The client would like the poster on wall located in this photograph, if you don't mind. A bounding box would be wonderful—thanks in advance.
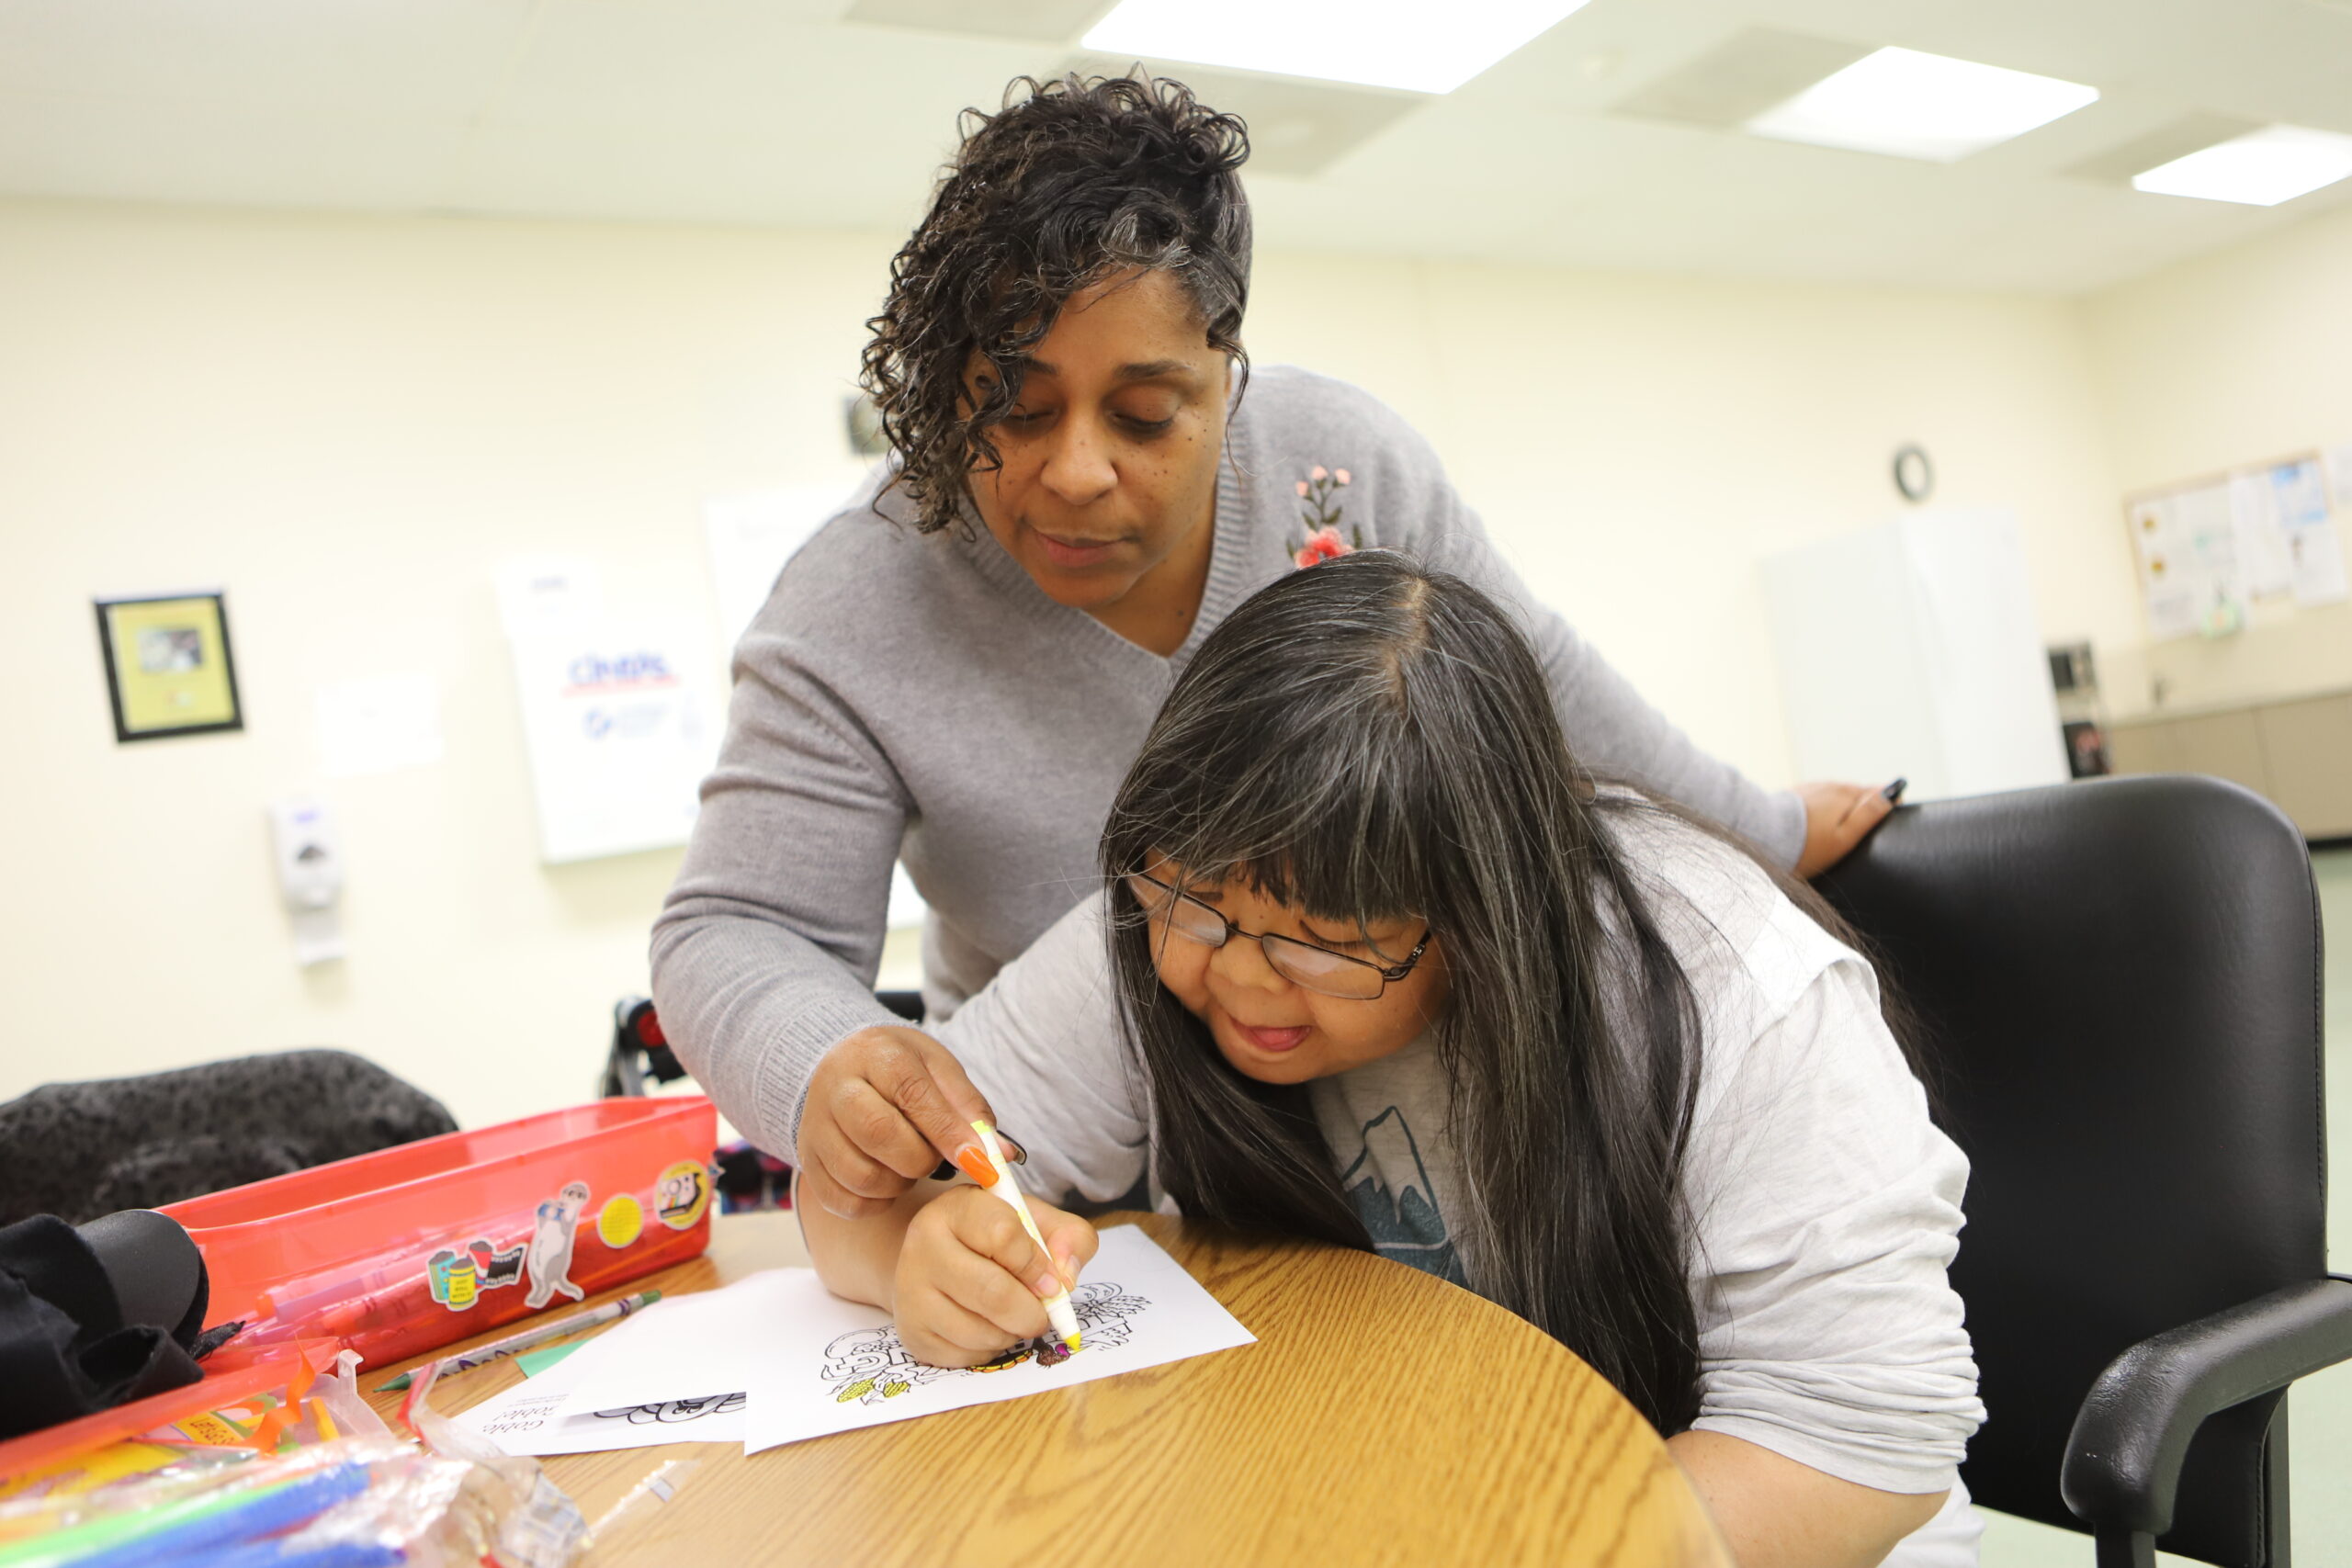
[2123,451,2352,639]
[2269,457,2348,606]
[497,560,722,864]
[94,591,244,743]
[2226,470,2294,599]
[2126,484,2244,641]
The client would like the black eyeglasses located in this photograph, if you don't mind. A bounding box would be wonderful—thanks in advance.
[1125,871,1432,1000]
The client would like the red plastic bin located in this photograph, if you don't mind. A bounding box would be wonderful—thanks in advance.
[163,1097,717,1372]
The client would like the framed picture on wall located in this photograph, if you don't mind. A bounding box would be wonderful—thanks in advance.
[94,590,244,743]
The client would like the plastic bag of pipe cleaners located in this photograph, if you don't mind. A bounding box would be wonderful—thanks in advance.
[0,1352,399,1539]
[0,1358,586,1568]
[391,1359,588,1568]
[142,1350,399,1458]
[0,1437,415,1568]
[0,1436,583,1568]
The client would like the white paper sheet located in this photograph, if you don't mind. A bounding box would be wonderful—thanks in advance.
[316,673,444,779]
[2230,470,2294,599]
[546,1269,812,1413]
[741,1224,1253,1454]
[456,1349,746,1457]
[503,615,719,863]
[2271,457,2349,606]
[548,1226,1254,1455]
[703,479,863,652]
[2287,525,2349,606]
[493,558,605,641]
[2328,444,2352,511]
[2127,495,2199,640]
[2131,484,2250,641]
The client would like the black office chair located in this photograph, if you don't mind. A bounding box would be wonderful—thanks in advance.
[1815,774,2352,1568]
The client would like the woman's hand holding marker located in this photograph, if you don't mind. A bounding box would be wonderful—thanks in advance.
[798,1025,1012,1220]
[893,1175,1098,1370]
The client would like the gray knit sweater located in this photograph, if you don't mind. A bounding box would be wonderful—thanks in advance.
[650,367,1804,1155]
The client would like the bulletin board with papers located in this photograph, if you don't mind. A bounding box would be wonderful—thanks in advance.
[2125,449,2352,642]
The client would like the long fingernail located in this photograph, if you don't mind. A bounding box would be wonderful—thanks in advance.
[953,1146,997,1187]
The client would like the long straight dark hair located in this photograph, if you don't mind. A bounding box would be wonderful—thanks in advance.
[1102,552,1835,1433]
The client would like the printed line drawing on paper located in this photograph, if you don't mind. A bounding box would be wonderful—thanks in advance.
[820,1281,1150,1405]
[594,1393,746,1425]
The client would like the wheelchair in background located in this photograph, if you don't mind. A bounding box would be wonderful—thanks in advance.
[599,991,925,1213]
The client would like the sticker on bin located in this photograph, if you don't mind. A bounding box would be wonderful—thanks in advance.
[156,1097,718,1374]
[598,1193,645,1248]
[428,1239,526,1310]
[525,1182,592,1310]
[656,1161,712,1231]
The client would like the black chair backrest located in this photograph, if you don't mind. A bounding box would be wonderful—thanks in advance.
[1815,775,2325,1568]
[0,1049,458,1227]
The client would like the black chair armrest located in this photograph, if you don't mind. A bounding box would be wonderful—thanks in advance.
[2061,1275,2352,1538]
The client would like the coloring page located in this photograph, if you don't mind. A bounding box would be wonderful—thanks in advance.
[544,1224,1253,1455]
[741,1223,1253,1453]
[815,1278,1151,1405]
[457,1351,747,1457]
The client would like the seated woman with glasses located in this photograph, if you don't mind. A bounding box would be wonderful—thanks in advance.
[795,552,1984,1568]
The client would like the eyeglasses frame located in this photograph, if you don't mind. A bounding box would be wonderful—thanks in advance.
[1126,869,1433,999]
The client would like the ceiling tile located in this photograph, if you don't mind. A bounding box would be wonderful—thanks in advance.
[4,0,2350,294]
[0,0,532,118]
[2064,112,2264,182]
[843,0,1112,42]
[1059,52,1428,178]
[1611,28,1873,130]
[0,92,470,212]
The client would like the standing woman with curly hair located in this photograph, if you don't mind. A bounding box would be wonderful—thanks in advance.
[653,73,1893,1224]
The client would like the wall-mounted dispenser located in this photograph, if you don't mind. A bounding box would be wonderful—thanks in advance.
[266,795,345,965]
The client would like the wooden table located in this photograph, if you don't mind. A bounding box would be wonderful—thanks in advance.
[367,1212,1729,1567]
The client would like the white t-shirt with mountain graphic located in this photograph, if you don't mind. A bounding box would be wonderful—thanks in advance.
[1311,1043,1468,1287]
[929,804,1985,1566]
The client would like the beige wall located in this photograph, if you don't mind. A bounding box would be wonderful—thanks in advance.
[2,201,893,1128]
[2083,202,2352,717]
[0,196,2152,1127]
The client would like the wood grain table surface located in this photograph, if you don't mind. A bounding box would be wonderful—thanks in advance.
[366,1210,1730,1568]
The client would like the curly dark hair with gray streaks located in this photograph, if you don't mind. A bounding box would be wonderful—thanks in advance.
[860,73,1253,535]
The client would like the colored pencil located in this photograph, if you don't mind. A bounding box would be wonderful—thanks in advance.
[372,1289,662,1392]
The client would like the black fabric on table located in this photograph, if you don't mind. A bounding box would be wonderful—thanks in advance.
[0,1215,203,1439]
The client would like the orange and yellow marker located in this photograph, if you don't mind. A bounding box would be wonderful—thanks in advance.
[961,1121,1082,1355]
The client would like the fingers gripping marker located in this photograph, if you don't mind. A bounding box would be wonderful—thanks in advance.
[971,1121,1082,1354]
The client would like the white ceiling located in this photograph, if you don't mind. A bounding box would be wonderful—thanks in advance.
[4,0,2350,293]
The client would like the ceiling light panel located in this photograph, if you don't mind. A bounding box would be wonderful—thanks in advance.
[2132,126,2352,207]
[1081,0,1592,95]
[1744,46,2098,164]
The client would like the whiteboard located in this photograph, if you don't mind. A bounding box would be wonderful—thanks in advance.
[1762,508,2067,802]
